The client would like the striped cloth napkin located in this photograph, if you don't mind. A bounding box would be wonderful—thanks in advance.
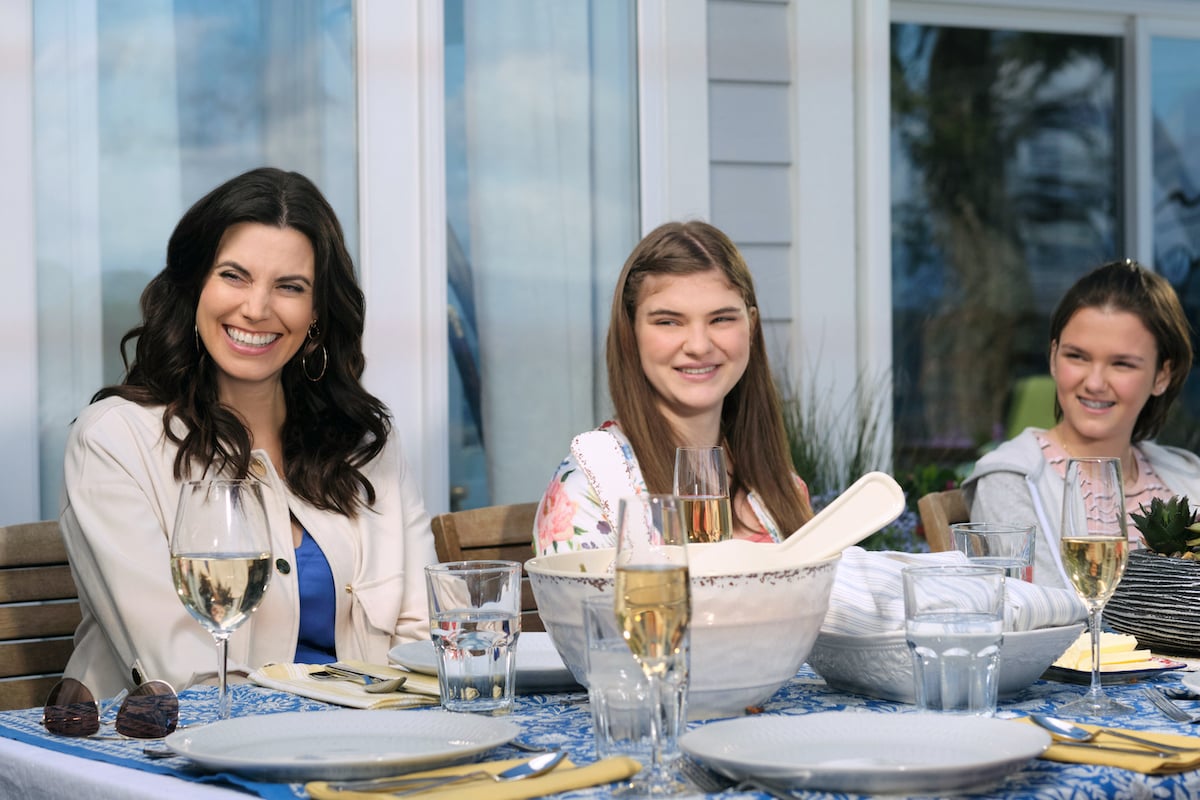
[249,661,440,709]
[821,547,1087,635]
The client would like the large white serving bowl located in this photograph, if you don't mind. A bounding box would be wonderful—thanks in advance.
[525,546,840,719]
[806,622,1084,702]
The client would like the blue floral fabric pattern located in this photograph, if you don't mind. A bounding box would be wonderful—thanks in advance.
[1,669,1199,798]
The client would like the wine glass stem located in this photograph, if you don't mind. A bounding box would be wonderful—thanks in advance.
[1087,606,1105,701]
[647,673,663,772]
[215,634,231,720]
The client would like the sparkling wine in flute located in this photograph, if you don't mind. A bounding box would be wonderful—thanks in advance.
[614,564,690,676]
[1055,456,1132,717]
[1060,536,1128,608]
[171,553,271,634]
[680,495,733,544]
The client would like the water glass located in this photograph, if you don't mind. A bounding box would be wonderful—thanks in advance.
[951,522,1037,582]
[673,446,732,543]
[903,564,1005,716]
[425,560,522,714]
[583,594,687,762]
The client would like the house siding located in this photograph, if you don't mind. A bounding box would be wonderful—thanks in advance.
[707,0,794,364]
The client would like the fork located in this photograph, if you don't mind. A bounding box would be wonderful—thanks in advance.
[677,758,735,793]
[676,758,795,798]
[1143,687,1200,724]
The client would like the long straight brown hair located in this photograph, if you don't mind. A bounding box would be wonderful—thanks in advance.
[606,221,812,534]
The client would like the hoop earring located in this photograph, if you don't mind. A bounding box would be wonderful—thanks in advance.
[194,325,201,354]
[302,344,328,382]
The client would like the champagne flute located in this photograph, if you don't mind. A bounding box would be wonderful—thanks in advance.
[673,446,732,543]
[1057,457,1132,717]
[614,494,690,795]
[170,480,273,721]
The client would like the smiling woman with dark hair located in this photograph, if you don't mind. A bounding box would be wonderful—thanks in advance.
[964,259,1200,589]
[60,167,437,697]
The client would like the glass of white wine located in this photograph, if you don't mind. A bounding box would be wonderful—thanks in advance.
[1057,457,1132,717]
[673,446,732,543]
[614,494,690,795]
[170,479,273,721]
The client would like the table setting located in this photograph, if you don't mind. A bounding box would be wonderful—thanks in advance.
[5,463,1200,799]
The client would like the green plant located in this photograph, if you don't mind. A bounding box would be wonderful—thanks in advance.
[780,368,890,499]
[1130,496,1200,559]
[779,367,933,552]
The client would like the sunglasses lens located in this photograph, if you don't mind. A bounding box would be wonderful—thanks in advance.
[115,680,180,739]
[43,678,100,737]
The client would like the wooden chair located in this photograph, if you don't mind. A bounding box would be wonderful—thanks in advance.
[917,488,969,553]
[430,502,544,632]
[0,521,80,710]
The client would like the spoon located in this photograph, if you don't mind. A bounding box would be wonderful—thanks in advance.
[363,676,408,694]
[1029,713,1197,755]
[325,750,568,794]
[687,471,906,575]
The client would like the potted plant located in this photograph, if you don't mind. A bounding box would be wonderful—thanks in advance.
[1105,496,1200,656]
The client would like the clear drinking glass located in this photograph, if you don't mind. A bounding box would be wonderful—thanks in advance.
[1057,457,1132,717]
[951,522,1037,582]
[673,446,732,543]
[425,560,522,714]
[614,494,690,795]
[170,480,273,721]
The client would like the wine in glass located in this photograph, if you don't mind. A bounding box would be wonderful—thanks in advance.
[673,446,732,543]
[614,494,690,795]
[170,479,273,721]
[1057,457,1132,717]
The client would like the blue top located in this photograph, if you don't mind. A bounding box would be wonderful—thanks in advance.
[294,529,336,664]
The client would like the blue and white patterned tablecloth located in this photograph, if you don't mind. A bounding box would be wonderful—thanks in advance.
[1,667,1199,799]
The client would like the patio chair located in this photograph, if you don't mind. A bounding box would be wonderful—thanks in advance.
[430,502,544,632]
[916,488,968,553]
[0,521,80,710]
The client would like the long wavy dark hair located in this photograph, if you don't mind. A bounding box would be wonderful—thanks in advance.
[1049,258,1193,443]
[606,221,812,534]
[95,167,390,516]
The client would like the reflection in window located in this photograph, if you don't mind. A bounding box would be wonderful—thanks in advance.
[34,0,355,517]
[1152,36,1200,450]
[890,24,1120,467]
[444,1,638,511]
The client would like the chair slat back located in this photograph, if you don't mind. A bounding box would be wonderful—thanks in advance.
[917,488,969,553]
[430,503,543,632]
[0,521,79,711]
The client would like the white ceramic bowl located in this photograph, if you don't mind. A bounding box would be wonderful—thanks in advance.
[806,622,1085,702]
[525,546,840,719]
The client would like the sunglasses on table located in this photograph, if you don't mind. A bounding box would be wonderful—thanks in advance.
[42,677,179,739]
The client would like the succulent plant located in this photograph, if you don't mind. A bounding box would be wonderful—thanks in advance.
[1130,495,1200,559]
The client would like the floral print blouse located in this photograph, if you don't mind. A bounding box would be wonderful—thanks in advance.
[533,421,808,556]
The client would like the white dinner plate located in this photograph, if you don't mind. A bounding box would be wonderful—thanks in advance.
[680,712,1049,795]
[1180,672,1200,694]
[388,631,581,693]
[165,709,519,781]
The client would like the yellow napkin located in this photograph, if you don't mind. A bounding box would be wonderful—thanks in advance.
[304,755,641,800]
[1018,718,1200,774]
[249,661,440,710]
